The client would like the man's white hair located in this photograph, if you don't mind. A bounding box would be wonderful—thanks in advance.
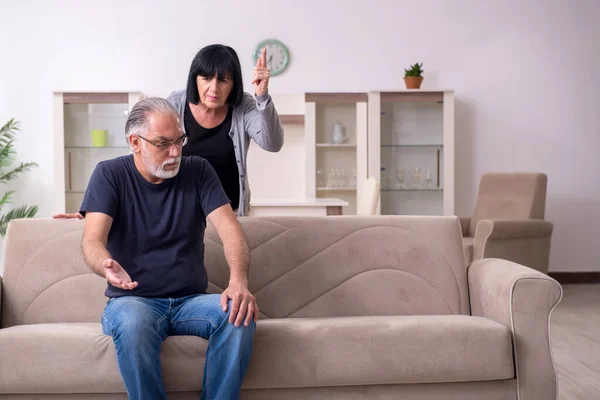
[125,97,180,140]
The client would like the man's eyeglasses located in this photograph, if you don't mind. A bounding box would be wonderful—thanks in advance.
[136,134,188,150]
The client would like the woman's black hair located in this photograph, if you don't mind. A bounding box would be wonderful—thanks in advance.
[186,44,244,107]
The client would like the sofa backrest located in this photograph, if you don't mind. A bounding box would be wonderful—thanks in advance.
[1,216,469,327]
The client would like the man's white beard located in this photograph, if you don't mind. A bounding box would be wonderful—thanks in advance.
[141,145,181,179]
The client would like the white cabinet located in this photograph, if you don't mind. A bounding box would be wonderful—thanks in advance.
[367,90,455,216]
[52,92,143,214]
[304,93,368,215]
[50,90,455,217]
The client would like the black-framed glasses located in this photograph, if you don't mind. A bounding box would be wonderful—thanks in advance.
[136,134,188,150]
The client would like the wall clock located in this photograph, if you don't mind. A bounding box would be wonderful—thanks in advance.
[253,39,290,77]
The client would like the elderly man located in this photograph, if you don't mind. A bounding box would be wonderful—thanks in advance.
[80,97,257,400]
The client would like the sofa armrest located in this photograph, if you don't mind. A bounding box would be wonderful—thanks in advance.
[458,217,470,237]
[468,258,562,400]
[475,219,553,240]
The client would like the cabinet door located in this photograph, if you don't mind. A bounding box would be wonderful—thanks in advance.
[306,93,368,215]
[368,91,454,216]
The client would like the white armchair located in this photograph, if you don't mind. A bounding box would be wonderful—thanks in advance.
[357,177,381,216]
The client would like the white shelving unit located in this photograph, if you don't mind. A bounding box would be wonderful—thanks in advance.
[367,90,455,216]
[246,93,350,216]
[50,90,454,217]
[304,93,368,215]
[53,91,144,214]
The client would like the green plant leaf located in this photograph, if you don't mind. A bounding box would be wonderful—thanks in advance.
[0,119,19,148]
[0,141,16,168]
[404,62,424,77]
[0,204,38,236]
[0,191,14,213]
[0,162,38,184]
[0,119,39,236]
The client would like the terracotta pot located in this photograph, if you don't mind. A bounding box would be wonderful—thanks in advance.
[404,76,423,89]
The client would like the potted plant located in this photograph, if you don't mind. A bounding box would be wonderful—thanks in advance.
[0,118,39,236]
[404,62,424,89]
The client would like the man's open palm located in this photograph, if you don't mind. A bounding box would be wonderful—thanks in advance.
[103,259,138,290]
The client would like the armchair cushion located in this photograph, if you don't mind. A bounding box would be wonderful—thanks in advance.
[462,220,552,266]
[468,258,562,400]
[474,219,553,240]
[471,219,553,273]
[468,173,547,236]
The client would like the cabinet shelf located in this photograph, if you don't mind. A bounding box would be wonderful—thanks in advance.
[381,144,443,148]
[65,146,129,149]
[317,187,357,191]
[382,188,443,192]
[316,143,356,148]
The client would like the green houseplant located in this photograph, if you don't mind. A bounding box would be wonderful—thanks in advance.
[404,62,424,89]
[0,119,39,236]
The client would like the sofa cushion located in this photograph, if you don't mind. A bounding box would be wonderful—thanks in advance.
[0,323,206,393]
[244,315,514,388]
[0,315,513,392]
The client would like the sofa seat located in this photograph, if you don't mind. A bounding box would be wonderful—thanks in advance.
[0,315,514,393]
[245,315,514,388]
[0,323,207,393]
[0,315,515,393]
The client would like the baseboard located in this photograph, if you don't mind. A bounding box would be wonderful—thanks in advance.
[548,272,600,284]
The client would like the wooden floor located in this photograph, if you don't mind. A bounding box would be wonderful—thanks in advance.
[551,284,600,400]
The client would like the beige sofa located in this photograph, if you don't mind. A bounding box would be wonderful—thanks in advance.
[0,216,562,399]
[461,172,553,273]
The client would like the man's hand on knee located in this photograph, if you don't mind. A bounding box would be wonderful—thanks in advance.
[220,281,259,327]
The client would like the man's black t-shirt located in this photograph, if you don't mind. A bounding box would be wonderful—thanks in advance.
[80,155,230,299]
[183,102,240,210]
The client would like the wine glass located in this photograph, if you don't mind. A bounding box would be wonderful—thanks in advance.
[339,168,348,187]
[395,167,405,189]
[316,169,325,187]
[425,170,433,188]
[412,167,422,189]
[327,168,336,188]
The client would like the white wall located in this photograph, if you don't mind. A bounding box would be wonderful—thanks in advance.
[1,0,599,272]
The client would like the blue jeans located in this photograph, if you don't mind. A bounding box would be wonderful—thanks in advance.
[101,294,256,400]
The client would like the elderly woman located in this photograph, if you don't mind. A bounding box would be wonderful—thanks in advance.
[54,44,284,219]
[168,44,283,216]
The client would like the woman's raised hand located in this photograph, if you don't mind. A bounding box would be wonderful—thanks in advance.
[252,48,271,97]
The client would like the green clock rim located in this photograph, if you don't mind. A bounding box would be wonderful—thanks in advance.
[253,39,290,77]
